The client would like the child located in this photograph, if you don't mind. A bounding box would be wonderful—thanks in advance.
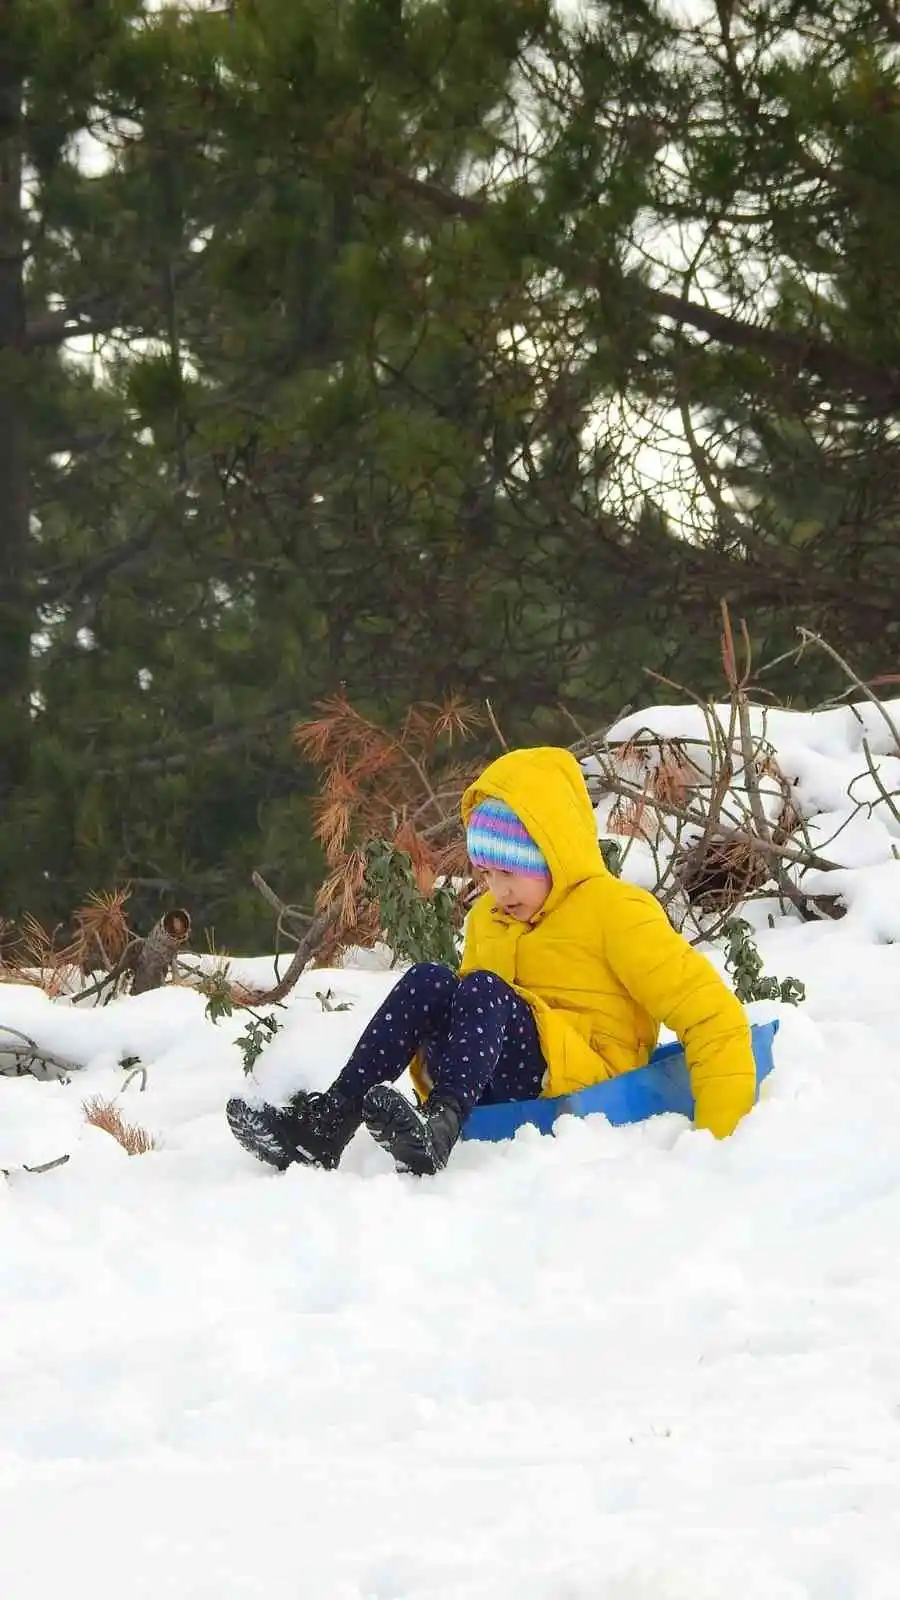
[227,746,756,1176]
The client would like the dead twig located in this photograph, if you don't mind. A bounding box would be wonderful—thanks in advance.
[249,907,340,1005]
[250,871,313,936]
[484,699,509,751]
[860,739,900,833]
[596,768,840,874]
[2,1154,71,1179]
[0,1024,46,1053]
[723,603,824,922]
[251,869,314,987]
[561,703,634,758]
[70,941,141,1005]
[119,1065,149,1094]
[0,1025,80,1079]
[798,627,900,753]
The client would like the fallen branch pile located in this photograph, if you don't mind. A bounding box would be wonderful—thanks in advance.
[578,607,900,937]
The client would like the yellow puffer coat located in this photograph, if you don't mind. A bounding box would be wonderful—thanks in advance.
[442,746,755,1138]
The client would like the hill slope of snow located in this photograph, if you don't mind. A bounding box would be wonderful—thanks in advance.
[3,704,900,1598]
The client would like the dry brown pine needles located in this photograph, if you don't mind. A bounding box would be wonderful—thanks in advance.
[82,1097,157,1156]
[292,694,482,958]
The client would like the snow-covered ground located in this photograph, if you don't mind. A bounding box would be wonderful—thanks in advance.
[4,704,900,1598]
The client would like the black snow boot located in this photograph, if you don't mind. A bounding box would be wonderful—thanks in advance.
[362,1084,463,1176]
[226,1086,363,1172]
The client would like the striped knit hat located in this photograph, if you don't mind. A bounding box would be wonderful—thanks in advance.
[466,798,550,879]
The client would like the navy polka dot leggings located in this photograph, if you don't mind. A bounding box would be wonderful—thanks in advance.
[331,962,547,1118]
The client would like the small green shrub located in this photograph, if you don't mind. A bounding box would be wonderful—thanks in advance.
[723,918,805,1006]
[200,965,283,1075]
[201,967,235,1021]
[364,839,461,968]
[235,1013,282,1076]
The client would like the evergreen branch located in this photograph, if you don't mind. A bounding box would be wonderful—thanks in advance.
[21,255,209,353]
[36,507,163,608]
[90,704,300,778]
[22,293,120,351]
[351,156,900,410]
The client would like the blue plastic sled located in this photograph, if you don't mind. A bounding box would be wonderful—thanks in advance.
[461,1019,779,1144]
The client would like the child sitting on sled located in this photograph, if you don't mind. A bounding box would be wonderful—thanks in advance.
[227,746,756,1176]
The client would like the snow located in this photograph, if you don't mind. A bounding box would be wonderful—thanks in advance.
[5,703,900,1596]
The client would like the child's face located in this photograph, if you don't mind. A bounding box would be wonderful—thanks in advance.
[481,867,550,922]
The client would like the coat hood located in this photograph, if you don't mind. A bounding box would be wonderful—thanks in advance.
[461,746,607,912]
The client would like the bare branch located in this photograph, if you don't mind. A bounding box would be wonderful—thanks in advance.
[250,908,340,1005]
[797,628,900,753]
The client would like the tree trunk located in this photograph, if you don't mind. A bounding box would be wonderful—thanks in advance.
[0,15,30,800]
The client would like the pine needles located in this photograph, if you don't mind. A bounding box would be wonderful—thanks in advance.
[293,694,483,959]
[0,891,136,996]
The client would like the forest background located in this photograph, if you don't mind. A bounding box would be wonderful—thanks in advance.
[3,0,898,947]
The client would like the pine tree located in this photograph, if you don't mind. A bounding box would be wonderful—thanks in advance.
[19,0,898,945]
